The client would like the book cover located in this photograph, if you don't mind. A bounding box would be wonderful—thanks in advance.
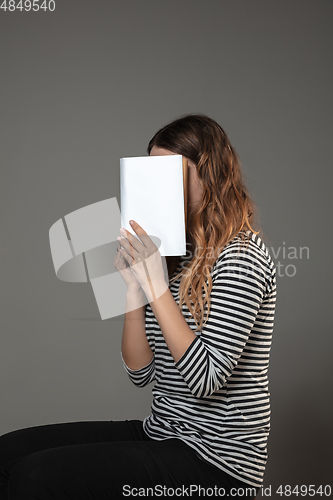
[120,154,188,256]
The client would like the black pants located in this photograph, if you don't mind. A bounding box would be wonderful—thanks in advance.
[0,420,258,499]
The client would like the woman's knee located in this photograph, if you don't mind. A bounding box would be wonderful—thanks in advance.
[0,429,22,464]
[0,426,42,469]
[7,449,63,500]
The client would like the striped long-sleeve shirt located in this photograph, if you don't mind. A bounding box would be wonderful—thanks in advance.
[121,230,277,488]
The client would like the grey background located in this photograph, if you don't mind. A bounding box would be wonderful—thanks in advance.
[1,0,332,496]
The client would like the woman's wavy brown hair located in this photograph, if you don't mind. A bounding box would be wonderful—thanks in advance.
[147,114,260,332]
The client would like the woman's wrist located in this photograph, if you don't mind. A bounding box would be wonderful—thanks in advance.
[125,287,147,313]
[142,279,169,304]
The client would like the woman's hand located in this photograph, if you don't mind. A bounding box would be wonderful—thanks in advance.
[116,220,169,303]
[113,240,142,293]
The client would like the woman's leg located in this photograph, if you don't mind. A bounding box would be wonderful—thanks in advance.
[0,421,258,499]
[0,420,147,499]
[5,435,257,499]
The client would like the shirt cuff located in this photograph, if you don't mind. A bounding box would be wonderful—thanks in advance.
[174,335,204,376]
[120,351,154,376]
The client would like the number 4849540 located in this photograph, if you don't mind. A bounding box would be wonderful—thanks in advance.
[0,0,55,11]
[276,485,331,496]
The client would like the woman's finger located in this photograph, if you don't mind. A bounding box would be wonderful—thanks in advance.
[129,220,157,251]
[118,245,134,265]
[114,242,127,270]
[117,235,139,262]
[119,228,143,253]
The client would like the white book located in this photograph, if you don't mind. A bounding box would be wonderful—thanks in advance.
[120,155,188,256]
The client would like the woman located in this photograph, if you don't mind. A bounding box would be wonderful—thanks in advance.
[0,114,276,499]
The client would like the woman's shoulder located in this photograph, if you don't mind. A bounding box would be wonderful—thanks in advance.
[212,230,277,289]
[219,230,274,262]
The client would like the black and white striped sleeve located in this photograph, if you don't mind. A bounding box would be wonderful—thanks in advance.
[174,242,272,398]
[120,352,156,387]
